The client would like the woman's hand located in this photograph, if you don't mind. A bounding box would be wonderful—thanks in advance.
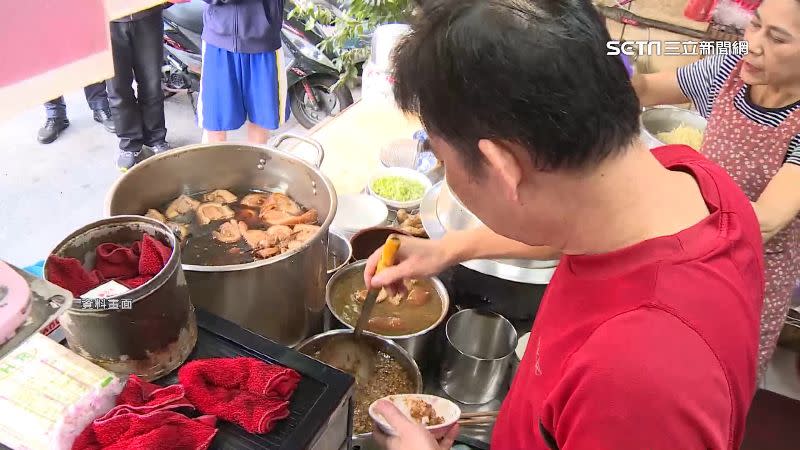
[372,400,460,450]
[364,235,456,294]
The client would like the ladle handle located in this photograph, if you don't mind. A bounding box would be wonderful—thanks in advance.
[376,234,401,274]
[354,235,401,337]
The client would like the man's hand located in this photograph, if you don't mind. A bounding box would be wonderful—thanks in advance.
[372,400,460,450]
[364,235,455,295]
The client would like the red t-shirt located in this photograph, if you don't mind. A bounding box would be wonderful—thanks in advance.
[491,146,764,450]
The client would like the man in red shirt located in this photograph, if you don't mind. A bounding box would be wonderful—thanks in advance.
[363,0,764,449]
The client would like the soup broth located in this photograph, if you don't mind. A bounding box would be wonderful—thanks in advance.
[330,269,443,336]
[146,188,321,266]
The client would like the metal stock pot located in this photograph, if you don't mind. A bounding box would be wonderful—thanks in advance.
[104,134,337,347]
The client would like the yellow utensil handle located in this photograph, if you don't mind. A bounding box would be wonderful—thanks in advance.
[376,235,401,274]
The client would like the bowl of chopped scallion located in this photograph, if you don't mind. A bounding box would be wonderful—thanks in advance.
[367,168,433,210]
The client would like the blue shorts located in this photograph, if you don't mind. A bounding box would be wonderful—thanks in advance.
[198,42,289,131]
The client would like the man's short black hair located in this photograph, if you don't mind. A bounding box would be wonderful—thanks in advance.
[392,0,641,172]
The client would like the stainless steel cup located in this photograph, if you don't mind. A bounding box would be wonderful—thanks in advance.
[439,309,518,404]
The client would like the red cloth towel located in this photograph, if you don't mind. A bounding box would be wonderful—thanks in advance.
[72,375,217,450]
[44,255,104,298]
[46,234,172,296]
[72,410,218,450]
[178,357,301,434]
[104,374,195,419]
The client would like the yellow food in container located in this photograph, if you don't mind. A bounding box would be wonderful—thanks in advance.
[656,123,704,150]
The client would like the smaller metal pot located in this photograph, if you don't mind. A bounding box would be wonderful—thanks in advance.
[325,260,450,367]
[45,216,197,381]
[440,309,517,404]
[295,329,423,444]
[327,231,353,279]
[640,105,707,149]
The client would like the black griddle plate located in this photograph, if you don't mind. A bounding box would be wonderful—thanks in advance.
[0,309,354,450]
[158,309,355,449]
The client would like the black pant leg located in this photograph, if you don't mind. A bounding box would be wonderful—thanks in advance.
[83,81,109,111]
[44,97,67,119]
[108,21,145,152]
[131,11,167,146]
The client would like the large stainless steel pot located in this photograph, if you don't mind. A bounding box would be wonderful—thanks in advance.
[325,260,450,367]
[640,105,707,149]
[421,181,558,284]
[295,329,423,447]
[104,134,336,347]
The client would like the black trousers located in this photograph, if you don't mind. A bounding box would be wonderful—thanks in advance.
[107,11,167,152]
[44,82,109,119]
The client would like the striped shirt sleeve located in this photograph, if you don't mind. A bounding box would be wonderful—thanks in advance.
[786,134,800,166]
[676,54,742,118]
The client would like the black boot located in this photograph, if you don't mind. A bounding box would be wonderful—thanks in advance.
[93,108,116,134]
[37,118,70,144]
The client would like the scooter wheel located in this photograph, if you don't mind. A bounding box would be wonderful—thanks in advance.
[290,75,354,129]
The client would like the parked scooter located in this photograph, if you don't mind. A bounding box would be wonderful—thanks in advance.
[162,1,354,129]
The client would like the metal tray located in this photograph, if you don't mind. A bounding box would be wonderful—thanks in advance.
[0,262,71,359]
[157,309,355,450]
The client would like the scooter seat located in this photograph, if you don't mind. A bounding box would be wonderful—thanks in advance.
[164,2,204,35]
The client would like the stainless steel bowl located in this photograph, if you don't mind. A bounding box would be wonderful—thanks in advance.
[327,231,353,278]
[295,329,423,443]
[325,260,450,366]
[640,106,707,149]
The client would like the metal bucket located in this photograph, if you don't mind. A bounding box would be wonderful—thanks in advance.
[439,309,517,404]
[104,135,336,347]
[44,216,197,381]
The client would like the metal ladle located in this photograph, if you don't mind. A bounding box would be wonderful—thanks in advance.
[318,235,401,385]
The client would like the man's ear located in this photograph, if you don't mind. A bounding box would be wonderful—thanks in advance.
[477,138,523,202]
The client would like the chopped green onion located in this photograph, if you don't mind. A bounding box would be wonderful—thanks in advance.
[371,176,426,202]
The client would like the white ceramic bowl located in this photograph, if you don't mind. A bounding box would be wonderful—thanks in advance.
[369,394,461,439]
[330,194,389,240]
[367,167,433,210]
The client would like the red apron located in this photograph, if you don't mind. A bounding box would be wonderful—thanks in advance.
[702,60,800,378]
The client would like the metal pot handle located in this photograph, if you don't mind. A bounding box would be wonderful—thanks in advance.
[270,133,325,168]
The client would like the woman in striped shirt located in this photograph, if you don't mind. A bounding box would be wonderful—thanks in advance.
[633,0,800,380]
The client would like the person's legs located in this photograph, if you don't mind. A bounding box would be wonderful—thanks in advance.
[197,41,246,142]
[44,97,67,120]
[245,122,269,144]
[83,81,115,133]
[241,49,286,144]
[130,11,168,150]
[39,97,70,144]
[204,130,228,143]
[108,20,145,170]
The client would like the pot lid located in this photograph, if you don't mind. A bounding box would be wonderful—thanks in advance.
[420,183,556,285]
